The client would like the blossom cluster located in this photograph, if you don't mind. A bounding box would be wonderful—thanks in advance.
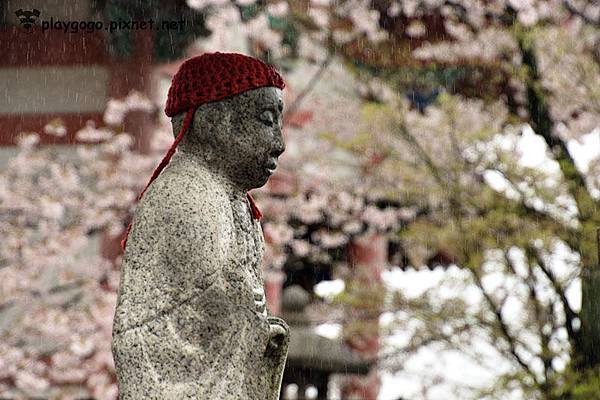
[0,96,167,399]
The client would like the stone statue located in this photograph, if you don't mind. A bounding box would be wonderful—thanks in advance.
[112,53,289,399]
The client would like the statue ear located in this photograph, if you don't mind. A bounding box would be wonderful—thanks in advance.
[173,101,234,151]
[204,102,233,143]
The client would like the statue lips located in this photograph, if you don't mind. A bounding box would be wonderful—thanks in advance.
[265,158,277,176]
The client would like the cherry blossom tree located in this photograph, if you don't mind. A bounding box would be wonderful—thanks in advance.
[182,0,600,397]
[0,92,168,399]
[290,1,599,398]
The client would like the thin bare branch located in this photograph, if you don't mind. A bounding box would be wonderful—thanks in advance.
[285,52,333,118]
[528,245,581,349]
[469,267,541,386]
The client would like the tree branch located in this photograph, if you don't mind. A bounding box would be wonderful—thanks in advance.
[516,26,600,268]
[479,168,580,251]
[393,122,447,188]
[469,266,541,386]
[528,245,582,350]
[520,253,555,392]
[285,52,333,118]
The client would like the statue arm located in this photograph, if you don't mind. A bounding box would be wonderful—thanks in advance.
[156,187,287,399]
[154,193,262,395]
[160,190,229,291]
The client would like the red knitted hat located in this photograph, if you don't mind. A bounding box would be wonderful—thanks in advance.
[121,52,285,251]
[165,52,285,117]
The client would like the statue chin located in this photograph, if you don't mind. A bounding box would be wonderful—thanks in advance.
[250,170,273,189]
[262,170,274,185]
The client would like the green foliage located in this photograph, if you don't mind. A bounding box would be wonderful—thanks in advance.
[153,6,211,62]
[554,366,600,400]
[348,62,467,94]
[104,0,133,59]
[238,3,260,22]
[238,2,300,67]
[336,278,386,341]
[103,0,211,62]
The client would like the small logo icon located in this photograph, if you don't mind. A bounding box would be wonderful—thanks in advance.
[15,9,40,31]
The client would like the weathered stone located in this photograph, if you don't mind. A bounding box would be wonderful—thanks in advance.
[112,86,289,399]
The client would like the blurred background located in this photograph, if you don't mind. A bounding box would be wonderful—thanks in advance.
[1,0,599,399]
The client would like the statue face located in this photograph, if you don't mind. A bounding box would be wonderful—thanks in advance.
[176,86,285,191]
[218,86,285,190]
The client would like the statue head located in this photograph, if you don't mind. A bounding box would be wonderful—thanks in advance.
[120,52,284,250]
[165,52,286,191]
[172,86,284,190]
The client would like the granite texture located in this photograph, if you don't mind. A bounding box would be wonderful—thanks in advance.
[112,87,289,399]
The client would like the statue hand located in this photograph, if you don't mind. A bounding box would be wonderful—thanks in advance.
[264,316,289,358]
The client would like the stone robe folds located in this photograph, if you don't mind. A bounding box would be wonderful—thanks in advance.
[112,153,289,399]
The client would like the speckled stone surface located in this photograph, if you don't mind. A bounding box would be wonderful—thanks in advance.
[112,87,289,399]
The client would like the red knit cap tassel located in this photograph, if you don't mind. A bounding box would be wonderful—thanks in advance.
[120,108,196,251]
[247,192,263,220]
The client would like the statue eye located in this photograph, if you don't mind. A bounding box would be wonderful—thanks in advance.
[258,110,275,126]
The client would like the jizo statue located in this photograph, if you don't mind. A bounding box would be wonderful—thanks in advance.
[112,53,289,399]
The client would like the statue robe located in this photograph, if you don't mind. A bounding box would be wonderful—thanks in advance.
[112,153,288,399]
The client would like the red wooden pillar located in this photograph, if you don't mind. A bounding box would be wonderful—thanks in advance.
[263,168,295,314]
[341,232,386,400]
[264,269,285,316]
[108,29,156,154]
[108,30,155,98]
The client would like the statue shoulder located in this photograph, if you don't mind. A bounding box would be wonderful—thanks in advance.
[141,168,233,263]
[143,165,229,218]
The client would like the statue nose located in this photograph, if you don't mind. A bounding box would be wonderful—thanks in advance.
[270,131,285,157]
